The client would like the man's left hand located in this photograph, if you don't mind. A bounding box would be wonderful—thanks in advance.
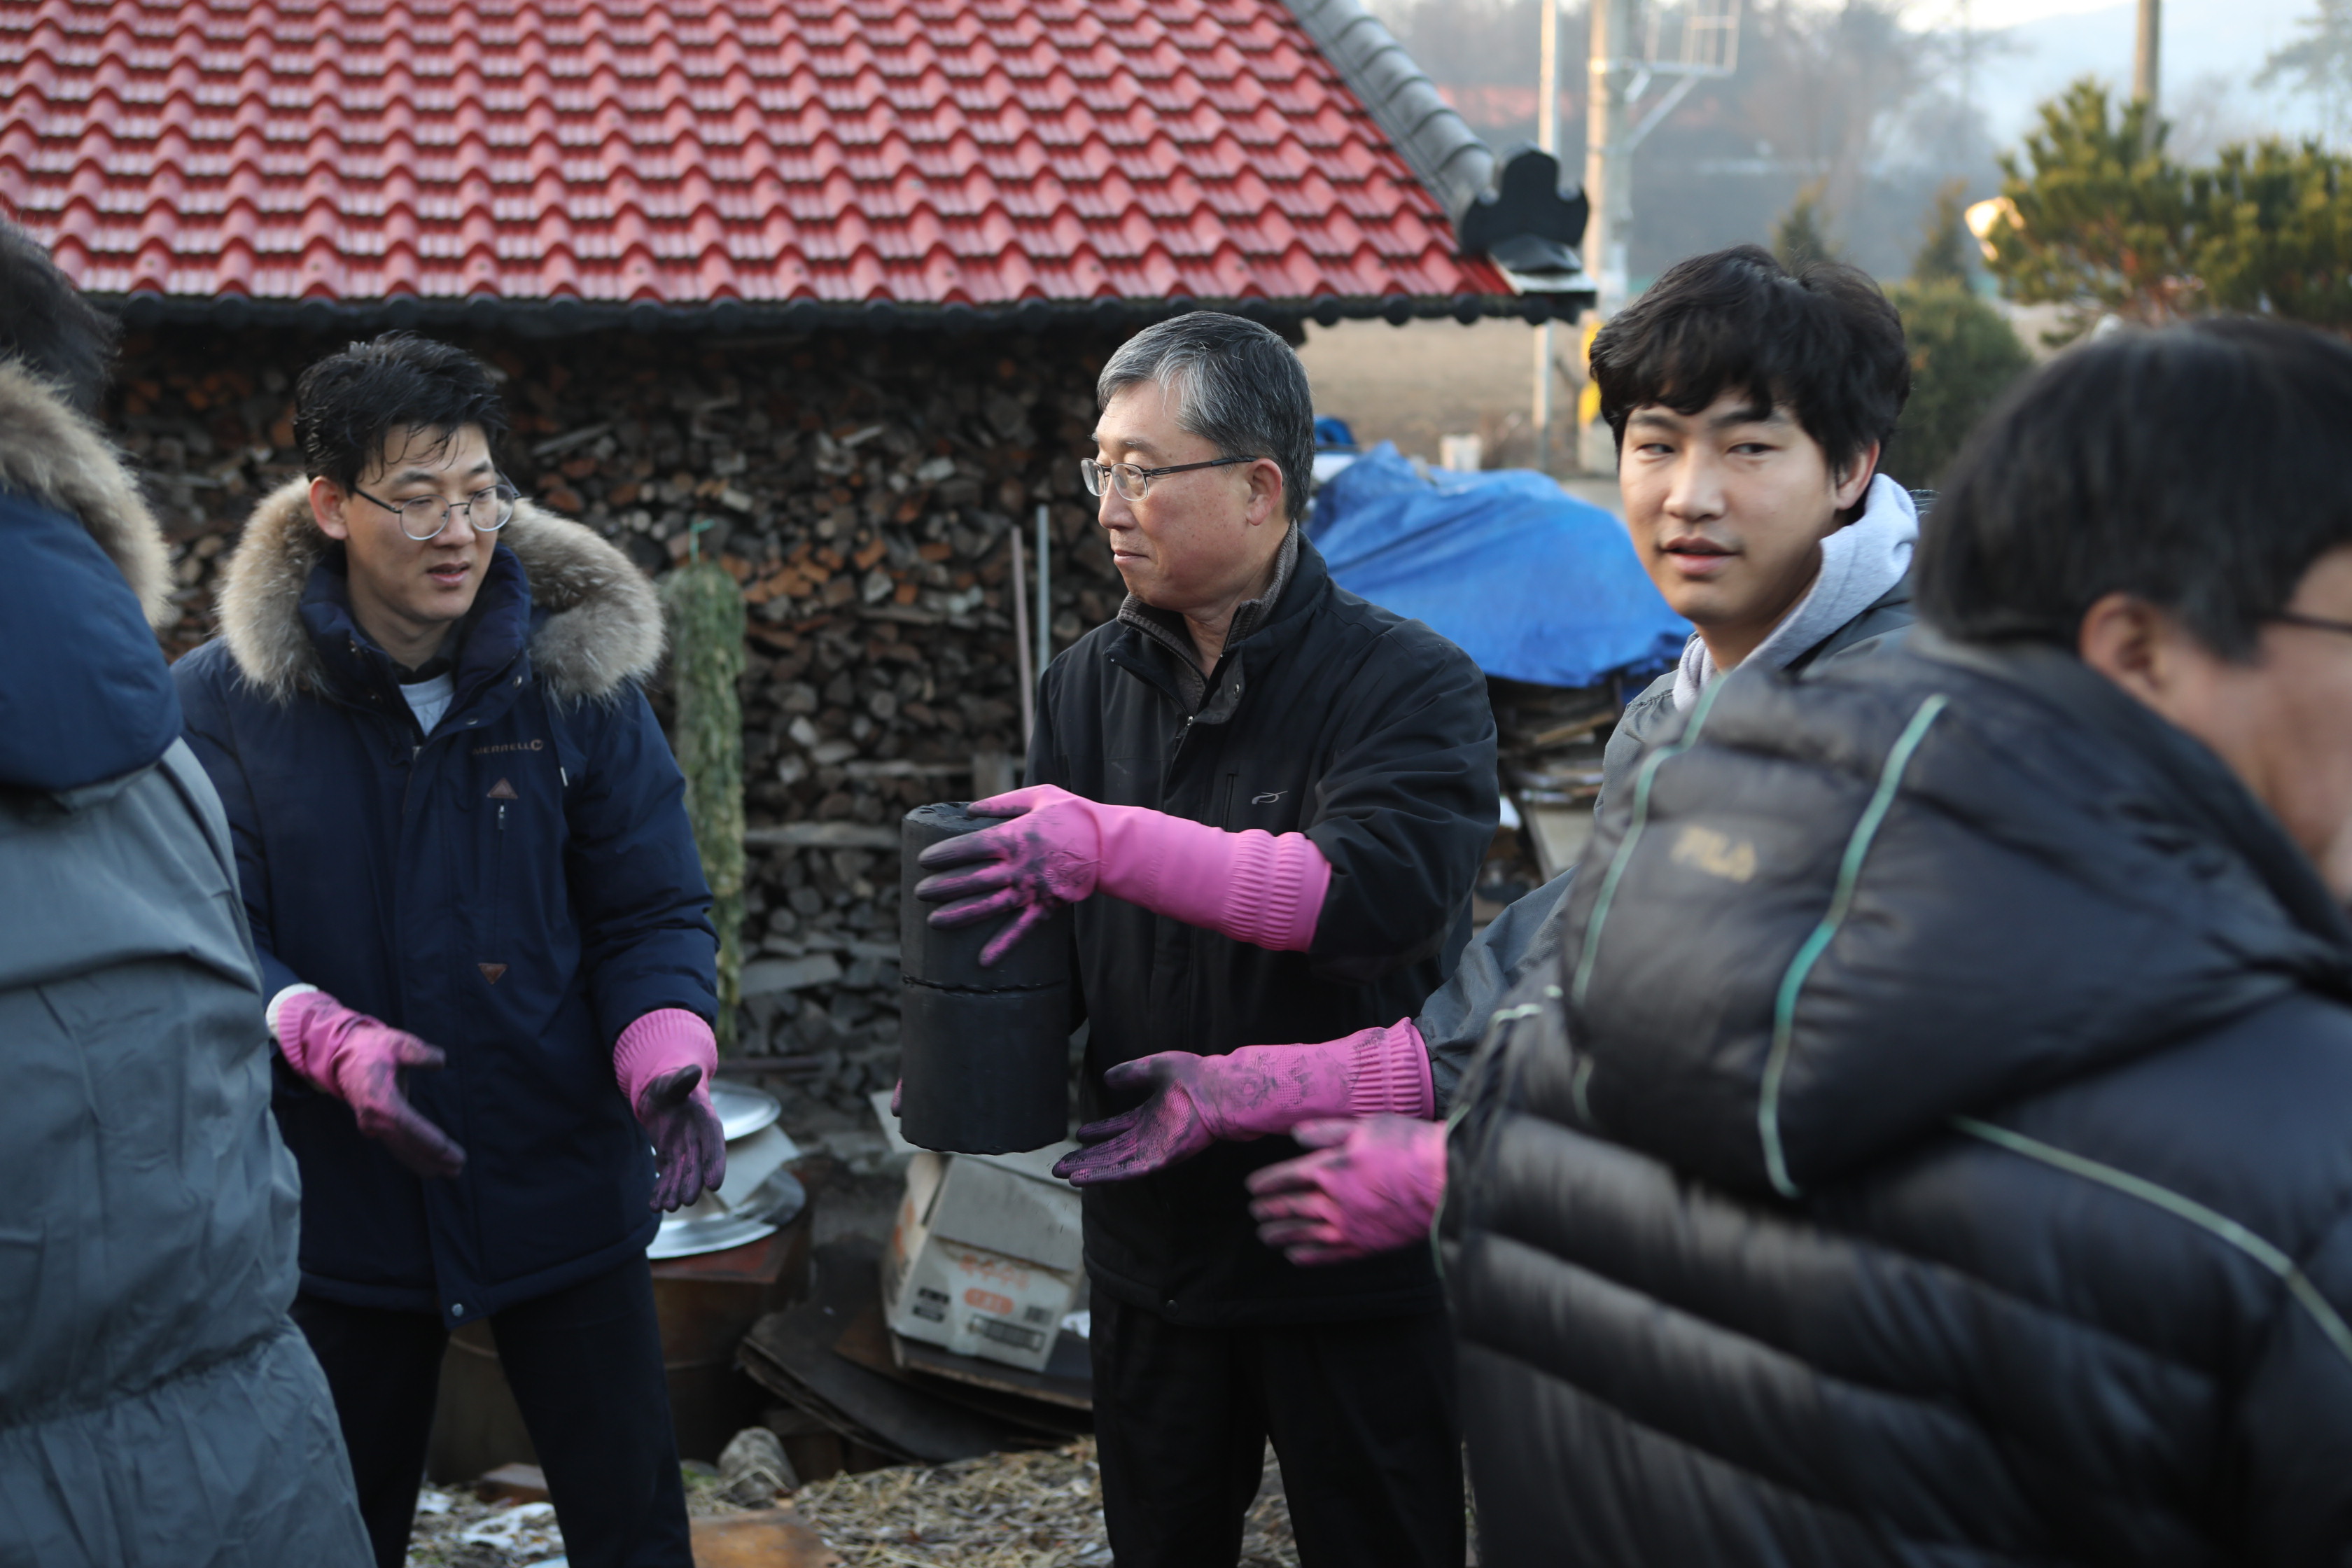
[1052,1052,1219,1184]
[635,1063,727,1212]
[913,785,1107,965]
[1246,1116,1448,1265]
[614,1009,728,1212]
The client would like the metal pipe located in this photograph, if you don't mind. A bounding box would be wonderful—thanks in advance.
[1009,526,1035,750]
[1584,0,1634,314]
[1035,503,1052,680]
[1534,0,1558,475]
[2134,0,2160,112]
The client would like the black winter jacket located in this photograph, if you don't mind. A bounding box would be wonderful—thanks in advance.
[1444,631,2352,1566]
[1032,534,1497,1324]
[175,481,716,1326]
[1418,574,1913,1110]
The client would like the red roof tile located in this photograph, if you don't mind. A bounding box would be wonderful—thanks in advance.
[0,0,1514,314]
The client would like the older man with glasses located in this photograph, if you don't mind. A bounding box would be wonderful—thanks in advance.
[913,311,1497,1567]
[174,332,720,1568]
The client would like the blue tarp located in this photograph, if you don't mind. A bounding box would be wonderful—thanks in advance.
[1307,442,1689,690]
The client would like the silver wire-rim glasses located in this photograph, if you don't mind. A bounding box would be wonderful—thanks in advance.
[1079,454,1265,502]
[351,480,522,541]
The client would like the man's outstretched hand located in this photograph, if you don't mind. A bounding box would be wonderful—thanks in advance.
[613,1008,727,1212]
[634,1063,727,1212]
[1052,1026,1434,1186]
[276,990,467,1180]
[913,785,1106,966]
[1246,1115,1448,1266]
[1052,1053,1220,1184]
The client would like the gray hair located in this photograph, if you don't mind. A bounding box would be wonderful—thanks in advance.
[1098,312,1315,524]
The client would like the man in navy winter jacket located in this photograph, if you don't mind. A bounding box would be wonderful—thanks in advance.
[174,334,722,1568]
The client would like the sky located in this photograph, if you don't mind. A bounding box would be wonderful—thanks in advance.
[1931,0,2325,146]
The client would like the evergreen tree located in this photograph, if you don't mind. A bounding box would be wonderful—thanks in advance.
[1883,283,2033,489]
[1884,186,2033,489]
[661,544,747,1051]
[1978,78,2198,339]
[1912,179,1975,286]
[1772,183,1840,270]
[1980,78,2352,340]
[2194,139,2352,332]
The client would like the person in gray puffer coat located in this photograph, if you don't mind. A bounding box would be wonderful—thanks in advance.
[1447,318,2352,1563]
[0,223,370,1567]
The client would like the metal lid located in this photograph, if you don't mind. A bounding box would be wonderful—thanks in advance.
[710,1079,780,1143]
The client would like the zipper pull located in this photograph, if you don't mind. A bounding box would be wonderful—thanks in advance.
[497,803,507,830]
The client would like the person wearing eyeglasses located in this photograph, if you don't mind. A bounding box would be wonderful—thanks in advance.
[911,311,1497,1568]
[172,332,719,1568]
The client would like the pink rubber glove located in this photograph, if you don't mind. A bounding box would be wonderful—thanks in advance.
[1051,1019,1432,1184]
[914,784,1333,966]
[1247,1116,1448,1265]
[614,1009,727,1212]
[275,990,466,1180]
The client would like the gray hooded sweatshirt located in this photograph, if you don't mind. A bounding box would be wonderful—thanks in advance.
[1418,477,1921,1108]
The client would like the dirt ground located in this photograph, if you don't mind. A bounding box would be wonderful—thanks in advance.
[1297,316,1596,477]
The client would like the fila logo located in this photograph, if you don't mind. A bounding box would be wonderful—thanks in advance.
[1671,824,1757,883]
[486,778,519,800]
[1251,790,1285,805]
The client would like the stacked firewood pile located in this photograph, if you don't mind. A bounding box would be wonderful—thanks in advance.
[113,324,1133,1112]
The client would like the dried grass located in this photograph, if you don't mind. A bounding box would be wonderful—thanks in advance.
[789,1437,1298,1568]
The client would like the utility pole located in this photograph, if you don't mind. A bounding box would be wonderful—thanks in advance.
[2134,0,2160,112]
[1532,0,1559,475]
[1584,0,1634,314]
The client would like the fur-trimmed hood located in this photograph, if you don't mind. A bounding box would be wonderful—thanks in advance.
[0,358,173,629]
[217,478,665,704]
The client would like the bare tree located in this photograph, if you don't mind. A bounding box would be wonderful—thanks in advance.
[2258,0,2352,145]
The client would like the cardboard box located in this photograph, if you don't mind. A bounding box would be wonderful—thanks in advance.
[872,1092,1082,1372]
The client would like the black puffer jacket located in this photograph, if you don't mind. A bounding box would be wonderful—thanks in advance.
[1420,573,1914,1110]
[1443,631,2352,1566]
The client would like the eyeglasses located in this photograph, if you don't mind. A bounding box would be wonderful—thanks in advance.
[1080,454,1266,503]
[2273,612,2352,638]
[351,481,521,542]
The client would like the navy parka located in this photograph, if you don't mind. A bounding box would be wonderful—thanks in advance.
[174,483,715,1326]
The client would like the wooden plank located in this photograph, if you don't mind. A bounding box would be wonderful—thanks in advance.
[713,1055,825,1077]
[1526,804,1596,882]
[744,822,899,850]
[689,1510,838,1568]
[741,1306,1020,1464]
[827,1306,1089,1437]
[736,1239,1038,1465]
[890,1326,1093,1414]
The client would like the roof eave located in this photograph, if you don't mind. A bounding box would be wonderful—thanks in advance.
[108,288,1595,336]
